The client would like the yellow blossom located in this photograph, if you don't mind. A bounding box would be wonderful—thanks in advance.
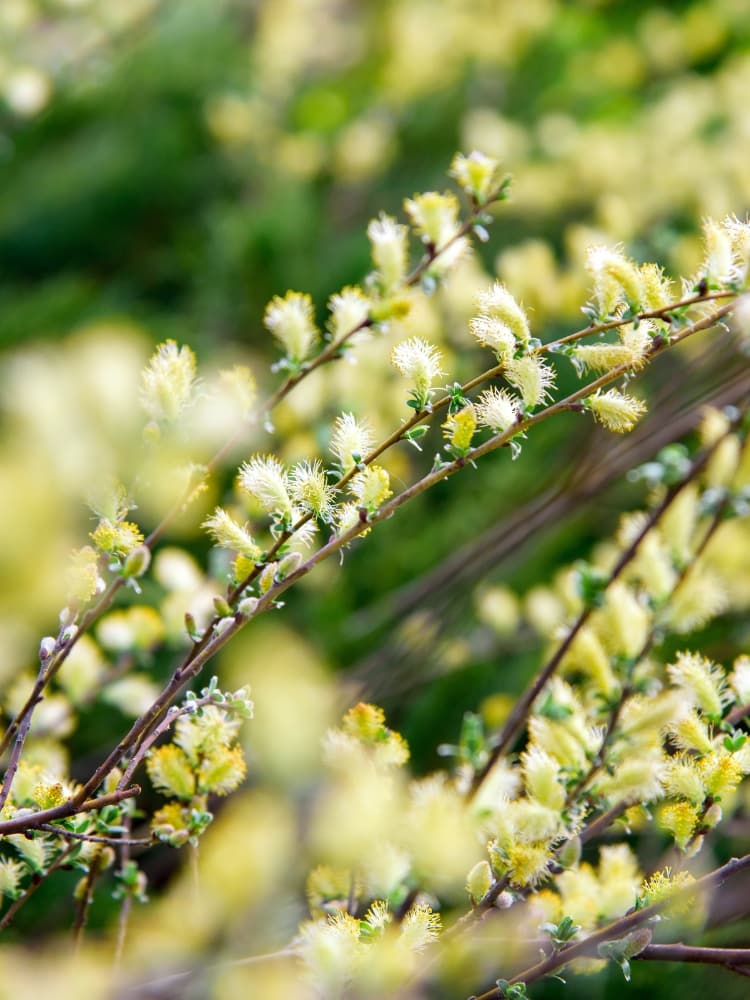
[140,340,197,424]
[667,651,727,719]
[586,245,643,316]
[399,903,441,951]
[368,213,408,291]
[662,757,705,805]
[471,282,531,356]
[238,454,293,518]
[639,263,674,312]
[327,286,371,340]
[663,565,728,634]
[404,190,460,248]
[505,355,555,409]
[502,841,552,888]
[349,465,393,511]
[203,507,262,560]
[197,745,247,796]
[699,752,743,799]
[449,150,501,203]
[475,386,519,433]
[146,744,196,800]
[391,337,445,401]
[668,710,714,754]
[640,868,697,914]
[291,460,335,519]
[65,546,103,605]
[442,405,476,452]
[0,860,25,899]
[329,412,376,473]
[587,389,647,433]
[521,746,565,810]
[658,800,699,850]
[264,290,319,363]
[701,218,734,286]
[573,323,651,374]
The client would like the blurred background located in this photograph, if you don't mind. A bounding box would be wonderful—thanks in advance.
[1,1,750,997]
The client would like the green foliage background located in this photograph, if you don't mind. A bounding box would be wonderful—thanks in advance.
[1,0,749,996]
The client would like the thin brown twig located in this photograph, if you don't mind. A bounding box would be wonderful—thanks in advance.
[38,823,152,847]
[635,942,750,971]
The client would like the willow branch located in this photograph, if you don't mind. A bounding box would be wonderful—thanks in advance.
[0,185,514,762]
[470,406,734,797]
[118,691,217,791]
[0,785,140,837]
[635,943,750,971]
[563,471,740,807]
[199,293,742,672]
[11,300,730,823]
[471,852,750,998]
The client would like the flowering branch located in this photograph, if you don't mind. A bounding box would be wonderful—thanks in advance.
[471,852,750,998]
[0,785,140,837]
[48,298,734,823]
[471,393,739,795]
[0,176,511,769]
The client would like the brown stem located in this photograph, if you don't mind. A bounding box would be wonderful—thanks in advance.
[635,943,750,970]
[38,823,152,847]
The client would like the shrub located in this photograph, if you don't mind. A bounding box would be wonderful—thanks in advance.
[1,152,750,998]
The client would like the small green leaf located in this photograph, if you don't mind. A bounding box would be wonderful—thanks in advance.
[575,561,609,608]
[724,734,747,752]
[538,693,573,721]
[598,928,652,981]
